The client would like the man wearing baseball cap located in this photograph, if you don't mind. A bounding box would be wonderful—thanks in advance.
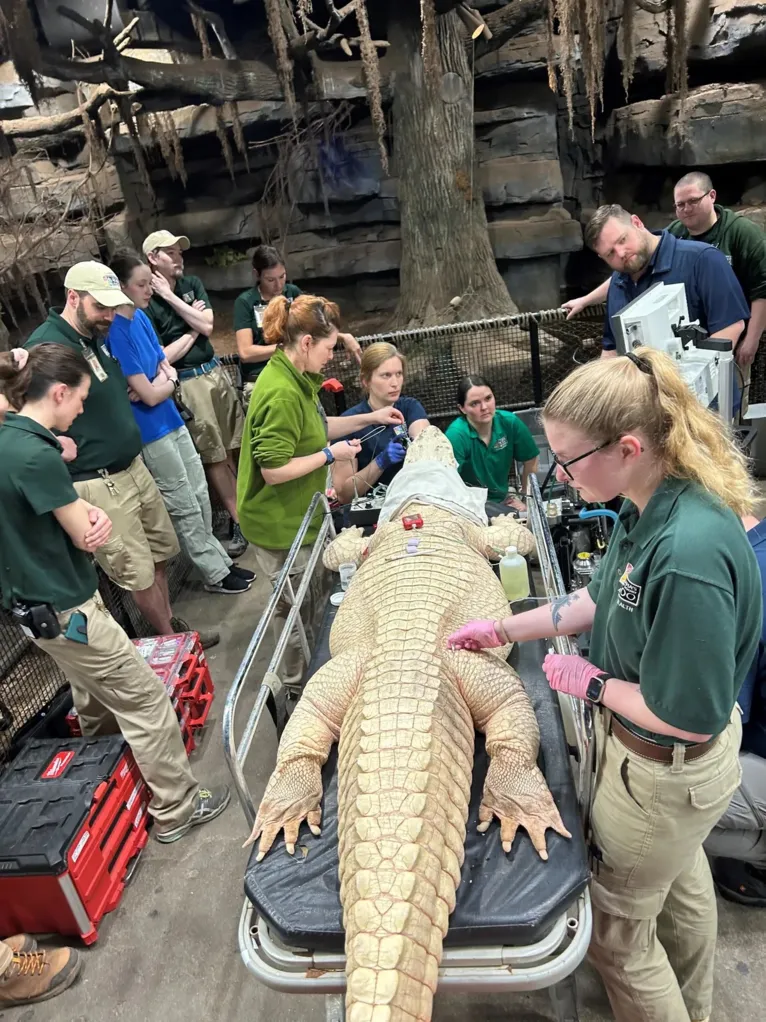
[24,261,218,649]
[143,230,247,558]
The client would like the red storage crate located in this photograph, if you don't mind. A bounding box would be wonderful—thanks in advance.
[0,737,150,944]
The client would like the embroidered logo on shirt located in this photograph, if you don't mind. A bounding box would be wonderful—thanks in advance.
[493,435,508,451]
[182,291,195,304]
[617,562,642,611]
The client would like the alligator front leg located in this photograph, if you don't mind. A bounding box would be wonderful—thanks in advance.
[479,516,535,558]
[323,526,369,571]
[247,650,364,859]
[449,649,571,859]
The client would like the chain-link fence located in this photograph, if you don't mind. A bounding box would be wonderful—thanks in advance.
[326,307,605,427]
[0,306,605,763]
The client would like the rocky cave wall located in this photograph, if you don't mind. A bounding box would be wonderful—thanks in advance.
[1,0,766,338]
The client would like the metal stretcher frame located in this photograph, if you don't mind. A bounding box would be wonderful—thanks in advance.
[223,486,594,1021]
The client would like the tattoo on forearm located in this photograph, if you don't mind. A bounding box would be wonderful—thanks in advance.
[550,592,580,632]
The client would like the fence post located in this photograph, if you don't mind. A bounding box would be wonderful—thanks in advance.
[529,317,544,406]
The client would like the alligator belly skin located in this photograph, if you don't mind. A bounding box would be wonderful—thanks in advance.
[250,427,570,1022]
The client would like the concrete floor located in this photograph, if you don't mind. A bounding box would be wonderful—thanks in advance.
[3,548,766,1022]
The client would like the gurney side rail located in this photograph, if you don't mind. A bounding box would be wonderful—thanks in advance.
[222,492,335,827]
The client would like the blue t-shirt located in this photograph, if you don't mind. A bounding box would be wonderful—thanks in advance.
[603,230,749,350]
[340,396,427,486]
[740,519,766,757]
[106,310,183,446]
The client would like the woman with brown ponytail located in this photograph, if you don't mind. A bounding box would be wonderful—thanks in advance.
[237,294,383,687]
[447,348,762,1022]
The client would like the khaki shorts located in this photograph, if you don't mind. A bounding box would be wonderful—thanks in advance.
[74,456,180,591]
[180,365,244,465]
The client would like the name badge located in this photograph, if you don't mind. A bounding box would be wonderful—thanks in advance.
[254,306,265,328]
[183,291,195,304]
[83,347,107,383]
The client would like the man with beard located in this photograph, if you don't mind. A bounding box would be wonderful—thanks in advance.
[144,231,247,558]
[23,262,217,646]
[582,204,749,358]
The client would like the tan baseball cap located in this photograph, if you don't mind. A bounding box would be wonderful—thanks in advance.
[142,230,191,256]
[64,261,133,308]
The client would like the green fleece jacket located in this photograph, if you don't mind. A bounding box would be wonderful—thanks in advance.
[236,348,328,549]
[669,205,766,304]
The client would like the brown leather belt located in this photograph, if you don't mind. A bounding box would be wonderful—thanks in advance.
[611,716,718,764]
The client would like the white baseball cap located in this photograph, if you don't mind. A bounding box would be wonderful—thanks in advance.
[64,262,132,308]
[142,230,191,256]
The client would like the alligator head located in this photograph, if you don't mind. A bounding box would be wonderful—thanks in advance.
[402,425,458,469]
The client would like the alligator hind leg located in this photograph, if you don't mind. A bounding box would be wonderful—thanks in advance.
[447,649,571,859]
[248,649,364,858]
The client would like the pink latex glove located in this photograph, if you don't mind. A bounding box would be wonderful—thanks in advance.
[543,653,604,700]
[447,620,504,651]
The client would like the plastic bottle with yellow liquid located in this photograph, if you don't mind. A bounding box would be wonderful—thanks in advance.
[499,545,530,603]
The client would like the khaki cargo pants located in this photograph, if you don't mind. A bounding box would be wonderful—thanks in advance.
[32,593,198,830]
[588,708,742,1022]
[254,545,330,690]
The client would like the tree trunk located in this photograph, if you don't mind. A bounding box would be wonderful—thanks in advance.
[391,8,517,328]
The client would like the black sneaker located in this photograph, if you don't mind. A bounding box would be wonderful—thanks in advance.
[712,857,766,907]
[228,523,248,559]
[204,570,251,595]
[154,786,231,844]
[228,564,256,583]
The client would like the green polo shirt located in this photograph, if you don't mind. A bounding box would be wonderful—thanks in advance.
[445,410,539,501]
[668,205,766,304]
[146,275,214,370]
[237,349,327,549]
[0,414,98,611]
[588,478,762,744]
[233,283,302,384]
[25,310,142,480]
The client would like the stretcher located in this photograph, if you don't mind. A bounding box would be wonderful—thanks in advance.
[223,477,595,1021]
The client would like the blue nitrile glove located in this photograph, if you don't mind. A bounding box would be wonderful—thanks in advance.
[375,440,407,471]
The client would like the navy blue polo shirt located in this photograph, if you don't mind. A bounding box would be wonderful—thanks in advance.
[740,519,766,757]
[341,396,427,486]
[602,230,750,350]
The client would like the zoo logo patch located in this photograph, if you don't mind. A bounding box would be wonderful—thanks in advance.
[492,435,509,452]
[617,562,642,611]
[182,291,195,304]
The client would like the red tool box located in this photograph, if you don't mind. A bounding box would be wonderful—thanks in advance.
[0,737,150,944]
[66,632,215,755]
[132,631,214,752]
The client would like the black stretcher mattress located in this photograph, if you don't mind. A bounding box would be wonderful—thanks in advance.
[244,594,591,950]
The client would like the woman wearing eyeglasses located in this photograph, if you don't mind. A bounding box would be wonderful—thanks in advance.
[447,349,761,1022]
[445,376,539,504]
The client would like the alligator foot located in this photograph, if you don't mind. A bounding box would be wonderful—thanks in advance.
[478,749,571,860]
[247,758,324,860]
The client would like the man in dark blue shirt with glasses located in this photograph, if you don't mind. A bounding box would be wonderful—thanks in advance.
[583,204,749,357]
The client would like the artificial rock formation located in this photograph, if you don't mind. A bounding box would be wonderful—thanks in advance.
[252,427,569,1022]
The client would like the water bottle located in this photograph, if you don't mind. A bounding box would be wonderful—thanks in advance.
[499,545,529,603]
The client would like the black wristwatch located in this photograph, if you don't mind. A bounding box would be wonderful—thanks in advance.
[586,672,609,704]
[322,446,335,465]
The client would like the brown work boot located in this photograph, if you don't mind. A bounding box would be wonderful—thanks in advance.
[2,935,37,954]
[0,948,82,1007]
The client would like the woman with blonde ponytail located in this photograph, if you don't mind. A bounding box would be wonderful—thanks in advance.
[448,347,762,1022]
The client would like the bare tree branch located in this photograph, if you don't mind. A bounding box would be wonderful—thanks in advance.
[0,83,128,139]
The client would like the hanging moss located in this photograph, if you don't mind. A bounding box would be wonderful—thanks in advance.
[226,101,251,173]
[355,0,388,173]
[265,0,297,112]
[621,0,636,99]
[162,112,188,188]
[190,11,212,58]
[215,107,236,182]
[150,112,179,182]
